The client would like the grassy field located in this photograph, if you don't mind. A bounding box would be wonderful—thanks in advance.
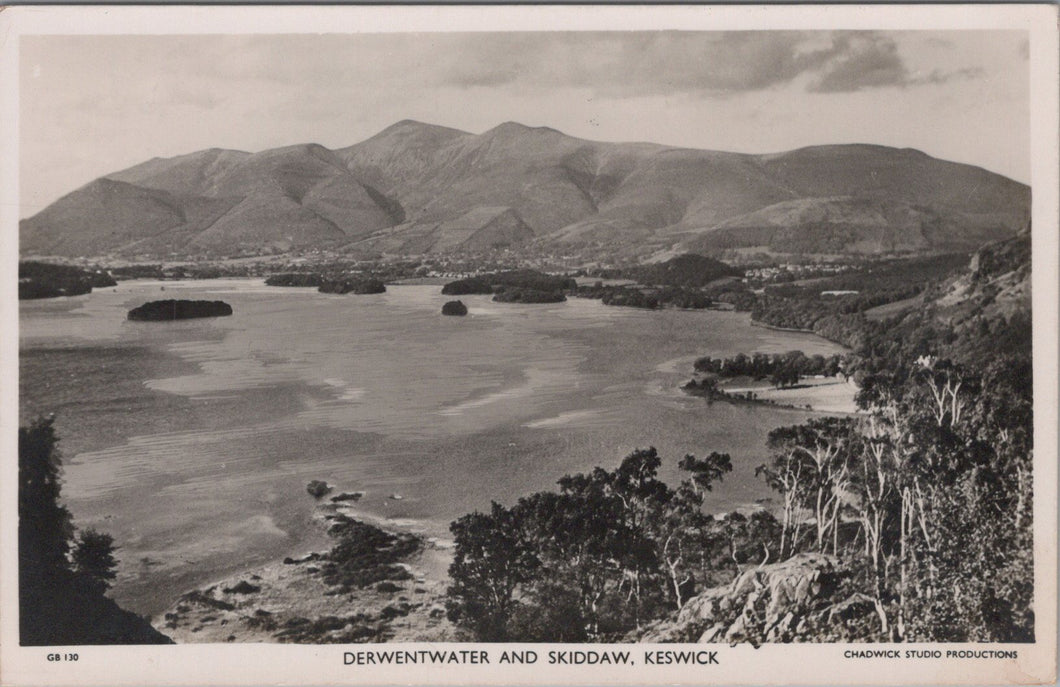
[719,375,859,414]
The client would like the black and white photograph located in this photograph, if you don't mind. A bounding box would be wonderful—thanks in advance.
[1,5,1056,686]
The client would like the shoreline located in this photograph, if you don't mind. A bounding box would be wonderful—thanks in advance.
[24,282,852,628]
[155,502,459,644]
[749,319,816,334]
[684,375,860,415]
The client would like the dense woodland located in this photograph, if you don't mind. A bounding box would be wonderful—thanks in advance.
[18,261,116,299]
[444,236,1034,643]
[747,254,972,347]
[588,254,739,287]
[573,283,715,310]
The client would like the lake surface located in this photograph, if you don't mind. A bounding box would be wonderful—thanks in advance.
[19,279,847,616]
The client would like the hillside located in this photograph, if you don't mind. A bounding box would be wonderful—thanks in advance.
[21,121,1030,260]
[932,230,1031,326]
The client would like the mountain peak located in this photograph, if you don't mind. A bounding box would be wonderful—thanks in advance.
[483,121,564,138]
[21,120,1031,260]
[768,143,935,162]
[390,118,436,129]
[373,119,470,138]
[259,142,335,159]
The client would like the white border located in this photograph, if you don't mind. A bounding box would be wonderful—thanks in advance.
[1,5,1056,686]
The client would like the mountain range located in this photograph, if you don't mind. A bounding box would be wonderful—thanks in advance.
[20,120,1031,261]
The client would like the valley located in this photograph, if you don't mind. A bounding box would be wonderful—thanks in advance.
[16,118,1035,646]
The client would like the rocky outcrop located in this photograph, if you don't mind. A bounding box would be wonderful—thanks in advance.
[638,553,877,644]
[934,232,1030,326]
[330,491,364,503]
[156,512,459,644]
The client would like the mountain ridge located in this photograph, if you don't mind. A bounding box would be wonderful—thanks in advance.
[21,120,1030,260]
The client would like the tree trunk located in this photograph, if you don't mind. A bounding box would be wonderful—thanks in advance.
[897,489,911,641]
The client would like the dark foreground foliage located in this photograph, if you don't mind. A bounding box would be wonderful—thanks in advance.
[19,418,172,644]
[446,448,740,641]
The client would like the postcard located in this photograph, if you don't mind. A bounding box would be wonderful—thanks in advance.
[1,4,1056,685]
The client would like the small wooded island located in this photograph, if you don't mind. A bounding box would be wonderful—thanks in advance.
[442,300,468,316]
[318,279,386,295]
[264,273,322,287]
[264,273,386,295]
[442,270,574,304]
[492,287,566,303]
[127,299,233,321]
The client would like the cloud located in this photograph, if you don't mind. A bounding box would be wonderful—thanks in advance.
[807,33,986,93]
[808,34,908,92]
[909,66,985,87]
[31,32,984,115]
[433,31,984,98]
[611,32,839,95]
[435,32,839,95]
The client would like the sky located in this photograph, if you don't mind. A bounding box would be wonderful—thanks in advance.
[19,30,1030,215]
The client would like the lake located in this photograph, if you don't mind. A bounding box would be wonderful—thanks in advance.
[19,279,847,617]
